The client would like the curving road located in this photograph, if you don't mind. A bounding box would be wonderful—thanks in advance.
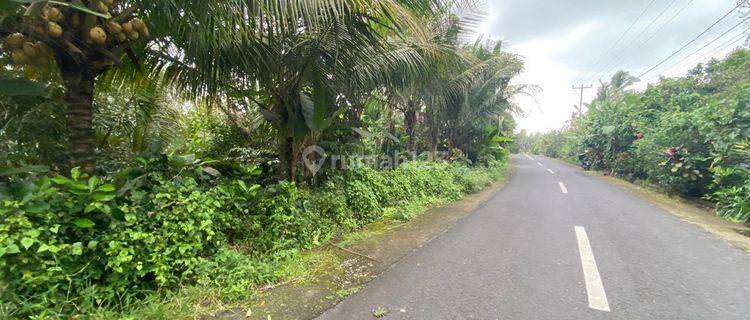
[318,154,750,319]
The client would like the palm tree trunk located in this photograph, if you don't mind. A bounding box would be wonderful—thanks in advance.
[426,111,439,157]
[382,107,396,156]
[62,68,97,173]
[279,135,297,181]
[405,100,417,153]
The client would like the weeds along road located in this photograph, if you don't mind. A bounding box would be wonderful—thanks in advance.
[318,154,750,319]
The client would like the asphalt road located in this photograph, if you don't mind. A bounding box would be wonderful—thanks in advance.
[317,154,750,319]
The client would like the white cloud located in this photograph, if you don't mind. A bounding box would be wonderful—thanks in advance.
[507,22,600,133]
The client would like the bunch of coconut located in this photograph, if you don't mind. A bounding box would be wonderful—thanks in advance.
[42,6,65,38]
[5,33,51,66]
[90,0,149,45]
[3,1,149,67]
[105,17,149,44]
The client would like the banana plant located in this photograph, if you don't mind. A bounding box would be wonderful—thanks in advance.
[258,71,346,181]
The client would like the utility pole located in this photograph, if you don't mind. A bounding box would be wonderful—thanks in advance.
[572,84,592,118]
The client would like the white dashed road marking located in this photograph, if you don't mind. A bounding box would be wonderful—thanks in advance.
[574,226,611,312]
[558,182,568,194]
[525,154,535,161]
[547,169,555,174]
[537,162,544,167]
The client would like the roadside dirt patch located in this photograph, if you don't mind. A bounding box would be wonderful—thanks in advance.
[232,166,516,320]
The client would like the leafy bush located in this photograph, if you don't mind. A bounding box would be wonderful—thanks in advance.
[395,161,464,201]
[711,166,750,223]
[0,159,260,317]
[333,167,388,221]
[452,160,506,193]
[0,154,507,317]
[195,248,277,300]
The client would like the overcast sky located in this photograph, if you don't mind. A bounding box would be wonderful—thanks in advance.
[476,0,748,133]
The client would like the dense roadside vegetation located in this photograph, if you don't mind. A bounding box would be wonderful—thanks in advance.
[520,48,750,225]
[0,1,522,318]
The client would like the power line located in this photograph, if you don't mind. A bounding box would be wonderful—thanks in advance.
[649,34,744,80]
[636,1,748,79]
[577,0,659,84]
[635,0,697,52]
[647,17,748,79]
[597,0,688,82]
[649,31,747,80]
[689,32,746,63]
[587,0,701,87]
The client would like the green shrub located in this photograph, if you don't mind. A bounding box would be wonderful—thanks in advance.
[710,135,750,224]
[0,157,507,317]
[304,187,356,238]
[390,161,463,202]
[0,164,260,317]
[335,166,389,219]
[230,181,306,257]
[195,247,277,300]
[711,167,750,224]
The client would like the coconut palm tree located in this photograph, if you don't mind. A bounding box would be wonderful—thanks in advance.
[441,39,528,160]
[1,1,153,172]
[2,0,443,177]
[115,0,456,180]
[595,70,639,102]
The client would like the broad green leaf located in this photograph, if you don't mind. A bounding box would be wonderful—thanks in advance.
[70,167,82,180]
[169,154,196,169]
[5,244,20,254]
[300,92,316,130]
[492,136,513,144]
[71,242,83,255]
[23,229,40,238]
[84,203,97,213]
[20,237,34,250]
[88,176,99,190]
[48,244,61,253]
[92,193,116,201]
[310,75,331,131]
[74,218,95,228]
[258,108,281,124]
[96,184,116,192]
[25,201,50,214]
[51,175,70,185]
[69,182,89,191]
[99,204,111,214]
